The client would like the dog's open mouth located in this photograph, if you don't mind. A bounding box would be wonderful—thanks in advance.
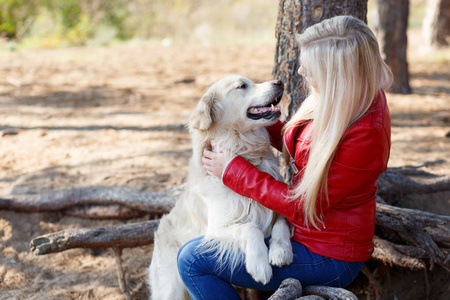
[246,93,282,120]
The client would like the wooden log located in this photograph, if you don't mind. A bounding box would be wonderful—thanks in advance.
[376,203,450,227]
[64,204,143,219]
[372,236,426,270]
[375,212,446,269]
[0,185,183,214]
[377,171,450,202]
[426,226,450,247]
[30,220,160,255]
[303,285,358,300]
[268,278,302,300]
[5,175,445,271]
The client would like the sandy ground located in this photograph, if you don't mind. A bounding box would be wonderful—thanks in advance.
[0,34,449,299]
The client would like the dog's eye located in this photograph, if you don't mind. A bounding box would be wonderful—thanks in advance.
[236,83,247,90]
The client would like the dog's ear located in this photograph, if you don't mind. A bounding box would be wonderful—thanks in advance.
[189,90,218,131]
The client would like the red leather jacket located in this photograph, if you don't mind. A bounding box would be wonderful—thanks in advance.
[222,91,391,262]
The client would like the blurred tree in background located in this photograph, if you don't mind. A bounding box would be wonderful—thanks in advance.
[0,0,37,39]
[0,0,278,48]
[0,0,135,47]
[0,0,448,52]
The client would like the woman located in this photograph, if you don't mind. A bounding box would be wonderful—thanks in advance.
[177,15,393,299]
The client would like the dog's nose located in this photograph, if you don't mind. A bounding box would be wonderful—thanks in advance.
[273,80,284,88]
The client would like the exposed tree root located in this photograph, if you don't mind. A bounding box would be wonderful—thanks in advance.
[268,278,302,299]
[377,169,450,203]
[0,185,183,214]
[375,202,450,270]
[361,265,386,300]
[0,167,447,299]
[113,247,132,300]
[303,285,358,300]
[267,278,358,300]
[30,220,159,255]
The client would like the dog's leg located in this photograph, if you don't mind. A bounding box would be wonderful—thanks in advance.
[205,222,273,285]
[268,215,294,267]
[148,217,189,300]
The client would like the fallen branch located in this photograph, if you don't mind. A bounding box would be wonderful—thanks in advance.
[303,285,358,300]
[30,220,159,255]
[3,166,445,274]
[375,202,449,269]
[297,296,325,299]
[65,204,144,219]
[372,236,426,270]
[377,170,450,202]
[268,278,357,300]
[268,278,302,300]
[0,185,183,214]
[20,186,449,271]
[2,168,448,219]
[21,177,448,300]
[376,202,450,226]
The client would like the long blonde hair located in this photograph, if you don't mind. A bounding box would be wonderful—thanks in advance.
[285,15,392,227]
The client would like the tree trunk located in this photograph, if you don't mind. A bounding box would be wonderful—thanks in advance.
[272,0,368,182]
[373,0,412,94]
[423,0,450,50]
[272,0,368,116]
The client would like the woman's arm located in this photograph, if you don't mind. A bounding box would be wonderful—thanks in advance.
[202,148,301,221]
[222,156,303,222]
[222,123,390,218]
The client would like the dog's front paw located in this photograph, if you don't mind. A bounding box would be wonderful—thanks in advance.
[246,259,272,284]
[269,242,294,267]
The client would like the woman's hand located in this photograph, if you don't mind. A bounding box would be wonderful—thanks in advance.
[202,147,235,178]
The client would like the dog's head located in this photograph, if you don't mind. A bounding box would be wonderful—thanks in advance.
[189,75,283,133]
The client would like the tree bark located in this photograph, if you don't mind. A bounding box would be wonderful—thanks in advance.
[373,0,412,94]
[423,0,450,50]
[0,185,182,214]
[26,184,449,270]
[372,236,427,270]
[268,278,302,300]
[375,202,450,269]
[273,0,368,117]
[303,285,358,300]
[5,169,448,219]
[377,170,450,203]
[30,220,159,255]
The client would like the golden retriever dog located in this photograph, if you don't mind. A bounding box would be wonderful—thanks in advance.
[148,75,293,299]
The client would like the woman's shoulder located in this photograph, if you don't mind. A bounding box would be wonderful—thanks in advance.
[335,91,391,169]
[352,90,389,128]
[342,91,390,143]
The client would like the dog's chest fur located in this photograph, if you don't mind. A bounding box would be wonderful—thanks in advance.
[200,129,280,235]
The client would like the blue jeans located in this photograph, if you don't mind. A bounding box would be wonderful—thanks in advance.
[177,236,364,300]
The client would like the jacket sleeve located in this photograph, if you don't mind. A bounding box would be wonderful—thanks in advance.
[222,156,303,222]
[267,121,286,152]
